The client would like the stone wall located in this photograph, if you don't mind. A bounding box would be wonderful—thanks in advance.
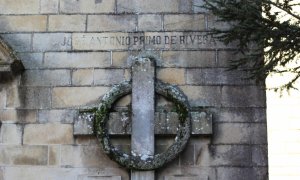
[0,0,268,179]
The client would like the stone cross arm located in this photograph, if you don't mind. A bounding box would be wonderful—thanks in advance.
[74,111,213,136]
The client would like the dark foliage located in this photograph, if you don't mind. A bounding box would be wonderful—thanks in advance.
[203,0,300,91]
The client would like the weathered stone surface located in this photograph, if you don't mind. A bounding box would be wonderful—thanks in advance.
[2,167,129,180]
[164,14,205,31]
[60,0,115,13]
[21,70,71,86]
[49,15,86,32]
[60,145,118,168]
[1,34,32,52]
[131,58,155,178]
[52,87,109,108]
[179,145,195,166]
[44,52,111,68]
[0,145,48,165]
[138,15,162,31]
[213,123,252,144]
[88,15,136,32]
[72,69,94,86]
[186,68,254,85]
[214,107,266,123]
[6,86,51,109]
[40,0,59,14]
[33,33,71,52]
[94,69,124,85]
[157,167,216,180]
[252,145,268,166]
[48,145,60,166]
[17,53,43,69]
[117,0,192,13]
[74,111,213,135]
[161,50,216,67]
[0,109,36,123]
[157,68,185,85]
[217,167,255,180]
[210,145,252,166]
[217,50,244,67]
[72,32,229,51]
[0,123,22,144]
[0,0,40,14]
[221,86,266,107]
[0,16,47,32]
[180,86,222,107]
[191,112,212,135]
[38,109,77,124]
[23,124,73,145]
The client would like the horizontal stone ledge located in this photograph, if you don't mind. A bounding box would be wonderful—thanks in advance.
[74,111,212,136]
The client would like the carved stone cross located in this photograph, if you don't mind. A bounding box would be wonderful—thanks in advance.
[74,57,213,180]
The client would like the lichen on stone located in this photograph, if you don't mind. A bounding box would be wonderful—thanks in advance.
[94,80,191,170]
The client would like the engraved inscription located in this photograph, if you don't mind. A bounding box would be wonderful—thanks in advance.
[72,32,228,50]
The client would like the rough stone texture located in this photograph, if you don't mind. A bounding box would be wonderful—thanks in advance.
[60,145,119,168]
[1,34,32,52]
[32,33,72,52]
[74,111,213,136]
[117,0,192,13]
[0,109,36,123]
[0,124,22,144]
[0,145,48,165]
[88,15,136,32]
[44,52,111,68]
[40,0,59,14]
[162,51,216,67]
[52,87,109,108]
[38,110,76,124]
[23,124,73,145]
[0,0,268,179]
[131,58,155,178]
[157,68,185,85]
[138,15,162,31]
[94,69,124,85]
[21,70,71,86]
[6,86,51,109]
[60,0,115,13]
[49,15,86,32]
[0,16,47,32]
[164,14,206,31]
[72,69,94,86]
[0,0,40,14]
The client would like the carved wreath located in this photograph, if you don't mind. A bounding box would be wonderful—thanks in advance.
[94,80,191,170]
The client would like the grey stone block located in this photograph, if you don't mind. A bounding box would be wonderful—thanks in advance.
[38,109,77,124]
[32,33,71,52]
[191,112,212,135]
[186,68,254,85]
[21,70,71,86]
[217,167,255,180]
[210,145,252,166]
[213,123,252,144]
[6,87,51,109]
[252,145,268,166]
[213,107,267,123]
[221,86,266,107]
[1,34,32,52]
